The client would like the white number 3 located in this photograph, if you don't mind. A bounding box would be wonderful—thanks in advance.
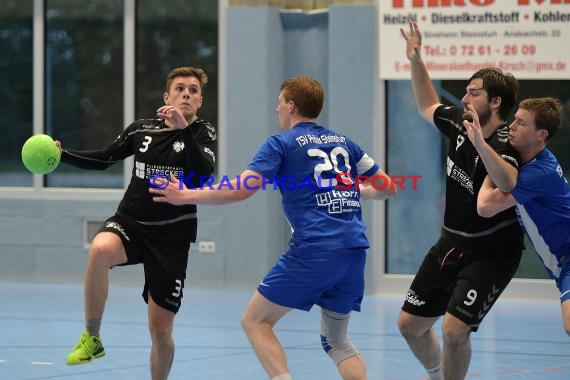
[140,136,152,152]
[171,279,182,298]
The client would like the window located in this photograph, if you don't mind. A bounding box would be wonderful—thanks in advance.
[135,1,218,127]
[0,0,33,186]
[1,0,218,189]
[45,0,124,188]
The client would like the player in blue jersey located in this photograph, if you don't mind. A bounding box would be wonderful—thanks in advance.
[469,97,570,336]
[151,76,397,380]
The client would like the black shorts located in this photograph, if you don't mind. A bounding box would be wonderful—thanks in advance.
[98,213,197,313]
[401,235,521,331]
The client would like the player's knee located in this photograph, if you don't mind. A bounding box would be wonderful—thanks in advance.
[442,323,470,347]
[338,353,366,380]
[88,239,105,254]
[89,234,125,267]
[148,320,173,343]
[240,313,252,333]
[562,300,570,336]
[240,311,263,336]
[320,309,359,366]
[149,325,171,342]
[397,311,424,339]
[397,312,412,336]
[88,241,112,264]
[320,333,359,366]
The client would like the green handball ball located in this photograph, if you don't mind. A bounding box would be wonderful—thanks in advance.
[21,134,61,174]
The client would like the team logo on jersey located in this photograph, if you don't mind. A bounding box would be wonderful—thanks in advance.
[446,157,474,194]
[173,141,185,152]
[135,161,146,179]
[136,160,182,181]
[315,189,360,214]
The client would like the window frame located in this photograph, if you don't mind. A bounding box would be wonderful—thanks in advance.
[0,0,133,201]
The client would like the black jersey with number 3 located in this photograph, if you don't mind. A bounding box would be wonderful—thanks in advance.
[61,118,217,224]
[433,105,523,255]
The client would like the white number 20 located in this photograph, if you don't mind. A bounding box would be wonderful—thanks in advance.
[307,147,352,188]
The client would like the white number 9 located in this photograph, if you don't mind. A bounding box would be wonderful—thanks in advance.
[463,289,478,306]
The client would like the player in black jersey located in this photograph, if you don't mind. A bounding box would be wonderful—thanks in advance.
[397,22,523,380]
[61,67,216,380]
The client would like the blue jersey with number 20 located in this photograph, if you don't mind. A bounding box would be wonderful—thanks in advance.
[247,122,379,251]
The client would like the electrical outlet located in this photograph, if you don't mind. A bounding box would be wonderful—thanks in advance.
[198,241,216,253]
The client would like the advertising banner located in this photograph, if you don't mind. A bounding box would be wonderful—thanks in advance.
[379,0,570,79]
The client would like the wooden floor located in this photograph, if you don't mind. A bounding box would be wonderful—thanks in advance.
[0,282,568,380]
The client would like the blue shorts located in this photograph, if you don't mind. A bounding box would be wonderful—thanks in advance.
[556,258,570,302]
[257,247,366,314]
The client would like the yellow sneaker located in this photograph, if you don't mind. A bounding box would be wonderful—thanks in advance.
[66,331,105,365]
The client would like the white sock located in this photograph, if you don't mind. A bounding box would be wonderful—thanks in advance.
[426,363,443,380]
[271,374,292,380]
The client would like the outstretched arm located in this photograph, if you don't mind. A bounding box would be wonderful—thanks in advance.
[477,176,517,217]
[56,137,127,170]
[400,21,441,125]
[150,169,262,206]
